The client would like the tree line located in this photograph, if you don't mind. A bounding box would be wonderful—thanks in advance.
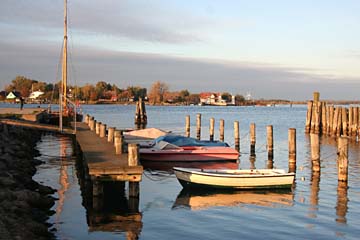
[2,75,246,105]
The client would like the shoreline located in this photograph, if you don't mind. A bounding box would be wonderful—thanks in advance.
[0,124,56,240]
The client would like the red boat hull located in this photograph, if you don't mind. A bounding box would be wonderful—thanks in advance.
[140,146,239,162]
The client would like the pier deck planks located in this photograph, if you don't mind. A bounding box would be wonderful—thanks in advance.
[76,122,143,182]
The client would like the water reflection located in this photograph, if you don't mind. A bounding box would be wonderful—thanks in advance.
[87,182,142,239]
[56,136,73,225]
[308,170,320,218]
[336,181,348,224]
[75,154,143,238]
[173,189,294,210]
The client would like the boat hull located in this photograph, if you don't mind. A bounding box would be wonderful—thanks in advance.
[140,147,239,162]
[174,168,295,190]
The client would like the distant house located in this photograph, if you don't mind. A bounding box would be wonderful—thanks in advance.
[28,90,44,100]
[199,92,235,106]
[6,91,21,100]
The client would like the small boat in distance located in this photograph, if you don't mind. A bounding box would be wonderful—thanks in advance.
[139,135,239,162]
[173,167,295,190]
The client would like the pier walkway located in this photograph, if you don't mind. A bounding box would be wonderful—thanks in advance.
[75,122,143,182]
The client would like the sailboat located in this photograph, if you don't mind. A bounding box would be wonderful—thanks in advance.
[57,0,82,132]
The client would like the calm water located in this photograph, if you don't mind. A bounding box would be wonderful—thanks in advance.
[27,104,360,239]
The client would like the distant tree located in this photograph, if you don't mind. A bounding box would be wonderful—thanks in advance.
[235,94,245,105]
[6,75,37,97]
[81,84,96,102]
[188,94,200,104]
[221,92,232,102]
[127,86,147,101]
[148,81,169,104]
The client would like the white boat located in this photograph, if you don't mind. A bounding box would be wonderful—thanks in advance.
[173,167,295,190]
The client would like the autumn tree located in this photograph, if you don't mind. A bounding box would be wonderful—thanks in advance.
[148,81,169,104]
[127,86,147,101]
[6,75,37,97]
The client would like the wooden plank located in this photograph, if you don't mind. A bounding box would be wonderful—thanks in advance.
[0,118,74,134]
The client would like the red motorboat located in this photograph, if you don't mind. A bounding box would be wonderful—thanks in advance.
[139,135,239,162]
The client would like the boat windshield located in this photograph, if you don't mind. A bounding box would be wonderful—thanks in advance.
[154,135,229,147]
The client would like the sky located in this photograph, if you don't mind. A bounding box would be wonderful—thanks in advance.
[0,0,359,100]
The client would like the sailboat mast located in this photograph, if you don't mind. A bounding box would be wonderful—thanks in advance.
[62,0,68,110]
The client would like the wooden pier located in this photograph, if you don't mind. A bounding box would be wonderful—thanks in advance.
[75,122,143,182]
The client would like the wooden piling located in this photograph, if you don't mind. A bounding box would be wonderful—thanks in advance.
[107,127,115,143]
[89,119,95,131]
[341,107,348,136]
[250,123,256,156]
[95,121,101,135]
[288,128,296,172]
[328,106,334,136]
[90,119,96,131]
[209,118,215,141]
[336,107,342,137]
[266,125,274,159]
[99,123,106,138]
[332,107,340,136]
[310,133,320,172]
[234,121,240,152]
[337,137,349,182]
[129,182,140,198]
[219,119,225,142]
[196,113,201,140]
[353,107,359,138]
[305,101,313,133]
[313,92,320,103]
[321,102,327,134]
[128,143,139,166]
[114,130,123,155]
[349,107,353,137]
[85,114,90,124]
[314,101,321,134]
[185,115,190,137]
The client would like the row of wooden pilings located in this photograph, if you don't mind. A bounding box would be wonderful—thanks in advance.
[306,92,350,182]
[84,114,140,197]
[305,92,360,139]
[185,113,297,172]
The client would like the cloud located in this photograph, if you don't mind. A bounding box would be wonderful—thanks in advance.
[0,0,209,44]
[1,41,359,100]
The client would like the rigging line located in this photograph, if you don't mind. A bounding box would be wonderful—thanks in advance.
[51,42,64,106]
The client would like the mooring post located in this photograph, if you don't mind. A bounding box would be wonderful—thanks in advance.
[267,125,274,160]
[219,119,225,142]
[314,101,321,134]
[250,123,256,156]
[114,130,123,154]
[85,114,90,124]
[349,107,353,137]
[185,115,190,137]
[107,127,115,143]
[288,128,296,173]
[209,117,215,141]
[305,101,313,134]
[87,116,92,127]
[129,182,140,199]
[234,121,240,152]
[321,102,327,135]
[100,123,106,138]
[337,137,349,182]
[196,113,201,140]
[128,143,139,167]
[310,133,320,172]
[90,119,96,131]
[95,121,101,135]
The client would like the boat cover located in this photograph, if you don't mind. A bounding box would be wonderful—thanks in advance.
[153,135,229,147]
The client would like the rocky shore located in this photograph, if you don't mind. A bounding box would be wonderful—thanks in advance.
[0,123,56,240]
